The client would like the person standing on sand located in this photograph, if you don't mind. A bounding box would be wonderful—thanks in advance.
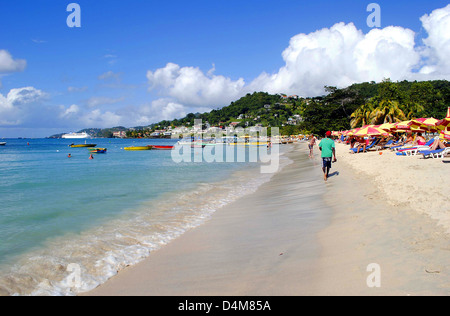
[319,131,337,181]
[308,134,317,158]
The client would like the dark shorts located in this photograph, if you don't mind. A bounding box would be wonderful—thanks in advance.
[322,157,332,169]
[308,144,313,150]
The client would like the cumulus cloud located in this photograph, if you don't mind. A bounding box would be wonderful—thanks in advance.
[0,50,27,88]
[146,5,450,108]
[249,23,421,96]
[4,5,450,134]
[147,63,246,107]
[0,87,46,126]
[58,104,123,128]
[0,50,26,73]
[59,104,80,118]
[419,4,450,76]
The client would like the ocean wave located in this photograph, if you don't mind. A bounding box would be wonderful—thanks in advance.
[0,148,293,296]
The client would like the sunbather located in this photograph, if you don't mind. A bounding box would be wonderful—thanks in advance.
[429,139,448,151]
[354,137,368,153]
[415,133,427,146]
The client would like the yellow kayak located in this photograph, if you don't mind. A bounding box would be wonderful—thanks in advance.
[124,146,153,151]
[70,144,97,148]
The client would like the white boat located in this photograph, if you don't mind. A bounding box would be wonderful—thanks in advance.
[0,142,5,146]
[62,132,91,139]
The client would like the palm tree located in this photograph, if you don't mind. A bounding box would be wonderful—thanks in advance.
[403,102,425,120]
[350,101,374,128]
[370,100,407,124]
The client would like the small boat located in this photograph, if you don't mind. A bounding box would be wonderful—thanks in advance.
[89,148,107,154]
[124,146,153,151]
[151,145,174,150]
[62,132,91,139]
[69,143,97,148]
[0,142,6,146]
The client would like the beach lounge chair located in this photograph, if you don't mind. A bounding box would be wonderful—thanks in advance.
[350,139,379,153]
[375,139,394,151]
[394,139,436,156]
[419,147,450,159]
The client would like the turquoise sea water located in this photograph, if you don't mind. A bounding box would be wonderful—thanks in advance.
[0,138,278,295]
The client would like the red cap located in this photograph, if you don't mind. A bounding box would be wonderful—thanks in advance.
[326,131,332,136]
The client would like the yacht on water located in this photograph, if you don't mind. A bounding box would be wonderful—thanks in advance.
[61,132,91,139]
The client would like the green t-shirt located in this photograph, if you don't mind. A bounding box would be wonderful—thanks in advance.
[319,138,335,158]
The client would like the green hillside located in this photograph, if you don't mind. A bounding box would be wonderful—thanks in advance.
[51,79,450,138]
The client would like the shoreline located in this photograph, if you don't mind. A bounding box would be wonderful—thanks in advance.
[85,142,449,296]
[85,143,330,296]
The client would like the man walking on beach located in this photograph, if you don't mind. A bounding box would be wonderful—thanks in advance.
[319,131,337,181]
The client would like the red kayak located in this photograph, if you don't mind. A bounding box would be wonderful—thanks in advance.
[151,145,174,150]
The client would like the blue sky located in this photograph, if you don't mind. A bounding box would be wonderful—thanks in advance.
[1,0,450,137]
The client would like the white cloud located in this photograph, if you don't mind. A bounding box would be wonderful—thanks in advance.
[147,63,246,107]
[249,23,420,96]
[58,104,123,128]
[419,4,450,76]
[145,5,450,106]
[0,87,46,126]
[59,104,80,118]
[7,87,46,106]
[0,50,26,73]
[148,98,187,121]
[82,109,122,127]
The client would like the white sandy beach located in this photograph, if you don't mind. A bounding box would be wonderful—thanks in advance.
[85,143,449,296]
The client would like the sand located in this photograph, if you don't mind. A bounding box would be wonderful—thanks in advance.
[85,142,449,296]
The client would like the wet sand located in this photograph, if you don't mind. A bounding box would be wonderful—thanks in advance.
[85,143,449,296]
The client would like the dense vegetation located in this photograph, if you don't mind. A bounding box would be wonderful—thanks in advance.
[52,79,450,138]
[159,79,449,136]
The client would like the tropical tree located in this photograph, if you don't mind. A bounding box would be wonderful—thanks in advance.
[403,102,425,120]
[370,99,407,124]
[350,101,374,128]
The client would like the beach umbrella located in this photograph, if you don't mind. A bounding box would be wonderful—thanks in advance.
[436,117,450,130]
[409,118,439,133]
[349,127,363,136]
[440,130,450,140]
[411,117,439,126]
[354,126,389,137]
[393,120,413,131]
[435,107,450,130]
[378,122,397,132]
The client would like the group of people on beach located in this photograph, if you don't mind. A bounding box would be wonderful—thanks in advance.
[307,128,449,182]
[345,131,448,152]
